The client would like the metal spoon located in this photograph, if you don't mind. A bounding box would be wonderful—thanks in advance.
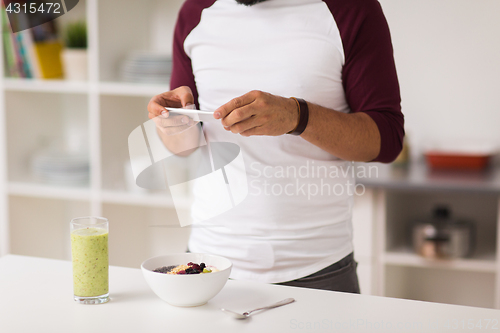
[221,298,295,319]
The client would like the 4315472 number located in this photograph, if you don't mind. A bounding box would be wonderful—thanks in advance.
[5,2,61,14]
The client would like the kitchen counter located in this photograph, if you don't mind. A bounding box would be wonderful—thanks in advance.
[1,255,499,332]
[356,162,500,193]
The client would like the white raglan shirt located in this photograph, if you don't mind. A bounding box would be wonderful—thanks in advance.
[170,0,403,283]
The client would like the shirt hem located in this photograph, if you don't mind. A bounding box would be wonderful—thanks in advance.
[227,244,354,284]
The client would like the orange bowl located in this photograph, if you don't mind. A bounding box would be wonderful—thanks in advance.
[425,152,491,170]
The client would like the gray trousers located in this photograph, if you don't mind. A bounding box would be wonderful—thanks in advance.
[275,253,360,293]
[186,249,360,294]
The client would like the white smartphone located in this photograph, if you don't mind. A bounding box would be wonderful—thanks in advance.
[164,107,215,122]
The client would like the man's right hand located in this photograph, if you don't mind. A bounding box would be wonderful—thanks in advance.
[148,86,197,136]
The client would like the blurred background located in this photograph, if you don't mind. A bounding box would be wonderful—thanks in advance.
[0,0,499,309]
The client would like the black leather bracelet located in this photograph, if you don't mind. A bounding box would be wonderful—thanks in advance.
[287,97,300,134]
[288,98,309,136]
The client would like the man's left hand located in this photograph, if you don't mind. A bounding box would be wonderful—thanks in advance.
[214,90,298,137]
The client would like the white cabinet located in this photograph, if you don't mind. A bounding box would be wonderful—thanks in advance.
[0,0,187,262]
[352,188,376,295]
[378,189,499,308]
[356,163,500,309]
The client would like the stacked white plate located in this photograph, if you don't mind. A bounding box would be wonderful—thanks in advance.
[32,150,90,186]
[121,52,172,84]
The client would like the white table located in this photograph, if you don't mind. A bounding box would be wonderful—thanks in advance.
[1,255,499,332]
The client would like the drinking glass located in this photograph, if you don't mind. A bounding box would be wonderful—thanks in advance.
[70,216,109,304]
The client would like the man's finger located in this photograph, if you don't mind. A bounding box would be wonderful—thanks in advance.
[148,98,168,117]
[153,115,192,128]
[221,103,256,128]
[173,86,195,107]
[214,91,257,120]
[158,86,194,109]
[147,86,195,117]
[227,115,262,134]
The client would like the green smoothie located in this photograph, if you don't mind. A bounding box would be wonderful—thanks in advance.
[71,227,109,297]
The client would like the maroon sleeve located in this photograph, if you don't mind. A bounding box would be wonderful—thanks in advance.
[170,0,216,109]
[323,0,404,163]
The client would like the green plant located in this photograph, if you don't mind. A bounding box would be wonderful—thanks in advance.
[64,21,87,49]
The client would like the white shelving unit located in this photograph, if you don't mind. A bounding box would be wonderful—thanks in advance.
[369,187,500,309]
[3,78,169,96]
[0,0,189,267]
[382,249,497,273]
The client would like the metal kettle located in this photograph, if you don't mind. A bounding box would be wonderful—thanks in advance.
[412,206,475,259]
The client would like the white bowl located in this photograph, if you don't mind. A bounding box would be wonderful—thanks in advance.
[141,253,232,307]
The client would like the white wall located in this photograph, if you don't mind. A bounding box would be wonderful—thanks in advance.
[150,0,186,54]
[379,0,500,158]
